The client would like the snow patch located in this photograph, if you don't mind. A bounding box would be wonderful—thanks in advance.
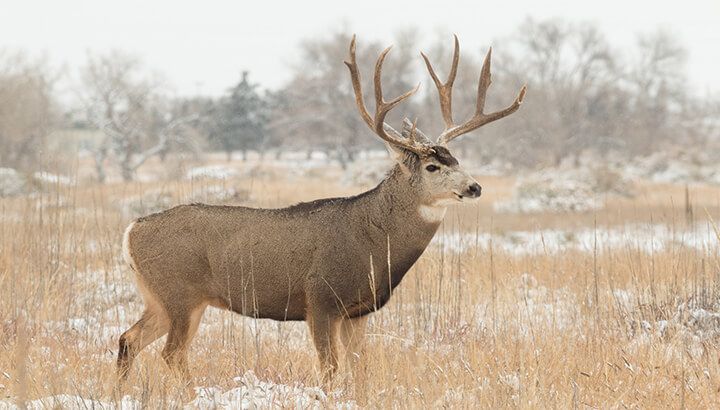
[621,152,720,184]
[0,394,140,409]
[32,171,74,186]
[191,371,334,409]
[0,168,26,197]
[433,222,720,255]
[188,185,249,204]
[494,165,632,214]
[187,165,238,180]
[117,189,174,218]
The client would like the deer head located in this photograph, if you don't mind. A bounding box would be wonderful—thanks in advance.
[345,35,526,207]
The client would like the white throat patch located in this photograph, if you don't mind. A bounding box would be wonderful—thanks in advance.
[418,205,447,223]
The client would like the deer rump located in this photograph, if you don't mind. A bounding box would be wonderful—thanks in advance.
[126,199,433,322]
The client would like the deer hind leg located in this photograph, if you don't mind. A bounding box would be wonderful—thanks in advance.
[307,312,341,386]
[161,303,207,381]
[117,307,169,382]
[340,316,368,401]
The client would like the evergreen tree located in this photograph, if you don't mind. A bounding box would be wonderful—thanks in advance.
[211,71,267,161]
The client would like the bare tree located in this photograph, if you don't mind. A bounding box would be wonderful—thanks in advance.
[81,51,197,182]
[484,20,700,165]
[495,19,620,165]
[161,96,212,161]
[624,29,690,153]
[275,31,420,167]
[0,51,56,170]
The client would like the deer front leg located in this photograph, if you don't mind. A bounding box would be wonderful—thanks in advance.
[307,311,340,386]
[340,316,368,401]
[340,316,368,368]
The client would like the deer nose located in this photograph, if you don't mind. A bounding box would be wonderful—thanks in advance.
[466,183,482,197]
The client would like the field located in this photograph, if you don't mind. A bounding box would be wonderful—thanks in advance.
[2,153,720,408]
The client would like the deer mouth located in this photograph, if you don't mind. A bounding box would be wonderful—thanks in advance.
[453,190,481,202]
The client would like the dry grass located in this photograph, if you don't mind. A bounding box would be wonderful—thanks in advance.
[2,156,720,408]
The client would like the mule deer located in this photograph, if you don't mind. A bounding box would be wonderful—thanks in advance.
[117,35,525,386]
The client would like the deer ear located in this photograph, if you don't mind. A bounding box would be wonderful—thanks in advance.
[384,141,403,160]
[384,142,412,174]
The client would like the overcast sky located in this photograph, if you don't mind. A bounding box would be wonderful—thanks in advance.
[2,0,718,97]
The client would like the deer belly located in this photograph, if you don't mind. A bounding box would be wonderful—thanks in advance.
[224,280,307,321]
[228,295,306,321]
[343,287,393,318]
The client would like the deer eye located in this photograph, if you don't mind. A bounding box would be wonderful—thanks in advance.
[425,164,440,172]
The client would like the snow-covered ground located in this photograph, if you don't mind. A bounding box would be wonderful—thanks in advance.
[0,373,339,409]
[0,266,345,409]
[32,171,74,186]
[0,168,25,197]
[494,162,633,213]
[492,151,720,214]
[3,262,720,408]
[186,165,239,180]
[9,222,719,352]
[190,371,334,409]
[0,395,140,410]
[433,222,720,255]
[622,152,720,185]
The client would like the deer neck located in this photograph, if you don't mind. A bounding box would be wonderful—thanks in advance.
[358,165,445,283]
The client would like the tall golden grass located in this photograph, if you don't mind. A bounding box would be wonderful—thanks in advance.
[2,158,720,408]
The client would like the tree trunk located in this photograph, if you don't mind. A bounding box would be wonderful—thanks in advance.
[94,151,107,184]
[121,163,134,182]
[336,149,349,171]
[96,166,106,184]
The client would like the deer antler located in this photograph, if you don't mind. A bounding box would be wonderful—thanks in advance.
[421,35,527,145]
[344,35,435,156]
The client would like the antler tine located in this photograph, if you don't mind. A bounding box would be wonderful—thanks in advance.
[343,35,374,130]
[345,35,434,156]
[427,39,527,145]
[475,47,493,116]
[373,46,420,139]
[420,34,460,130]
[402,117,432,144]
[408,117,419,144]
[479,83,527,125]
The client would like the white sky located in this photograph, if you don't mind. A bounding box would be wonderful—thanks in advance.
[2,0,719,97]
